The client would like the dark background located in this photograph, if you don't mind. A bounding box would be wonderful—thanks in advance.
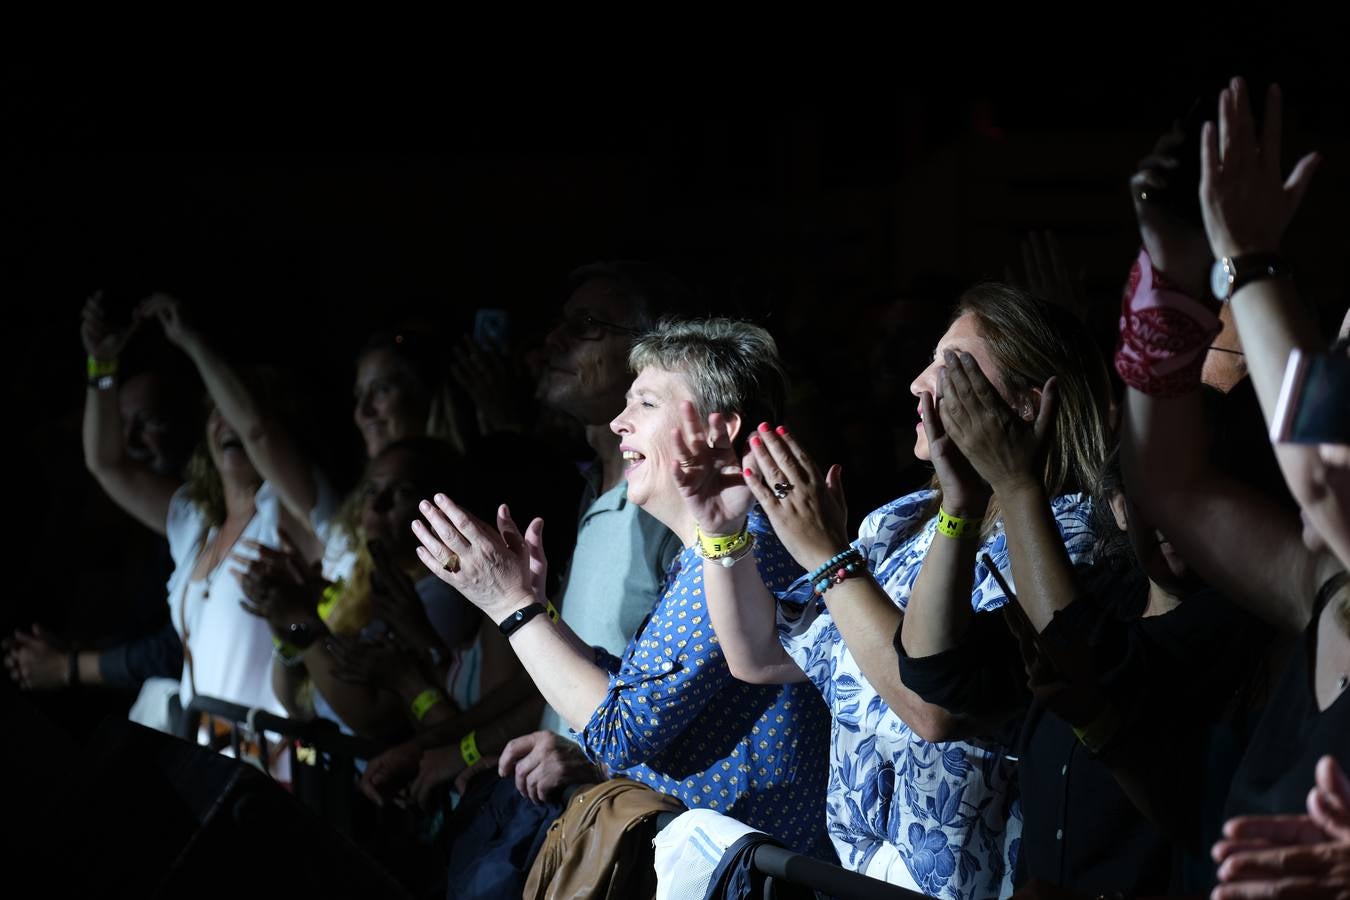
[5,46,1349,689]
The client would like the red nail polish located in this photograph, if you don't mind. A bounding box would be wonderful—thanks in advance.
[743,468,754,477]
[750,436,762,447]
[758,422,771,433]
[775,426,787,436]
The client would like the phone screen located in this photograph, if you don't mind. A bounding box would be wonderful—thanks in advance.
[473,308,510,349]
[1272,349,1350,445]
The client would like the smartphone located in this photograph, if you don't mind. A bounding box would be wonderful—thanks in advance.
[473,308,510,350]
[1270,348,1350,445]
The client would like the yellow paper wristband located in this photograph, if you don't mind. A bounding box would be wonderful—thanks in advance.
[410,688,443,722]
[317,579,345,623]
[1071,704,1121,754]
[87,356,118,378]
[460,730,482,767]
[936,507,980,540]
[696,524,752,558]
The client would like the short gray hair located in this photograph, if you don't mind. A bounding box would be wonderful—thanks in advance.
[629,318,788,445]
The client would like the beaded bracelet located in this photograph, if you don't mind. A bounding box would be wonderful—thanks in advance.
[808,547,865,596]
[460,730,482,767]
[936,507,980,540]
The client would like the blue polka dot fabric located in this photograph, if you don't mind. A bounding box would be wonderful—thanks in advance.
[576,506,832,855]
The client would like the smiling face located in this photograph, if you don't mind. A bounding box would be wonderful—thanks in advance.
[608,365,699,529]
[537,279,636,425]
[360,447,426,563]
[204,406,258,486]
[908,312,1013,461]
[353,348,431,459]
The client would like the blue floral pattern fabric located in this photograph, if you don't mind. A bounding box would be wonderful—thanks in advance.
[776,489,1096,898]
[577,507,832,856]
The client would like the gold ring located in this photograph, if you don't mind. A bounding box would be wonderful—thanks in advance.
[442,551,460,574]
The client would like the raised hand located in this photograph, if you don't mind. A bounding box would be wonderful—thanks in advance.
[1130,125,1214,298]
[1200,77,1320,260]
[937,350,1057,497]
[919,385,990,520]
[80,291,142,362]
[671,400,754,536]
[137,292,202,349]
[449,334,534,435]
[411,495,536,621]
[740,423,848,571]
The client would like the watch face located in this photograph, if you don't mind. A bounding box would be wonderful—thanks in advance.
[1211,258,1234,300]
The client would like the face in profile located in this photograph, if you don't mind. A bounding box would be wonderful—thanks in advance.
[205,406,258,485]
[908,312,1016,462]
[353,348,431,459]
[608,365,700,517]
[360,446,427,561]
[538,279,637,424]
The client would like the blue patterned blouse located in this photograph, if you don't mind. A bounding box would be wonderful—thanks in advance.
[577,507,833,856]
[775,489,1096,898]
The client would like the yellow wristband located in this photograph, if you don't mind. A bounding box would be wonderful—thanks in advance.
[317,579,345,623]
[1071,704,1121,754]
[410,688,443,722]
[696,524,752,558]
[460,730,482,767]
[936,507,980,540]
[87,356,118,378]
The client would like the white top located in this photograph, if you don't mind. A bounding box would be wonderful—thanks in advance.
[164,481,290,715]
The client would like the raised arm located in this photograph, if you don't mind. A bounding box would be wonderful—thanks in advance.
[671,403,805,684]
[1197,78,1348,569]
[140,294,319,525]
[81,293,179,533]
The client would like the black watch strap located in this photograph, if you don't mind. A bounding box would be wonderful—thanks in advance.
[499,603,547,637]
[1232,252,1291,295]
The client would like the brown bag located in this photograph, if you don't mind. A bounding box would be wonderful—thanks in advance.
[522,777,686,900]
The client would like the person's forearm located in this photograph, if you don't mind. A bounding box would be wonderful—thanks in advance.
[701,561,805,684]
[1229,278,1322,421]
[302,643,402,739]
[826,575,966,741]
[83,383,126,475]
[180,336,316,517]
[899,525,979,658]
[503,617,612,733]
[996,482,1079,632]
[414,670,542,749]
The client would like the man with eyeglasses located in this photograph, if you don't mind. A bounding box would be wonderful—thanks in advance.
[443,262,689,899]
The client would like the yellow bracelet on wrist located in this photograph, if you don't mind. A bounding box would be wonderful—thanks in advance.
[410,688,443,722]
[936,507,980,540]
[460,730,482,767]
[696,524,752,558]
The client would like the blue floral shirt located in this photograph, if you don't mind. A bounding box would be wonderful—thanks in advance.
[577,508,833,856]
[776,489,1096,898]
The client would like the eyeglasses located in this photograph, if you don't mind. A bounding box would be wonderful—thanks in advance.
[554,312,643,341]
[1206,345,1246,357]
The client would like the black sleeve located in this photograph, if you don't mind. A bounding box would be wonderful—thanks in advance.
[98,620,183,688]
[895,608,1028,719]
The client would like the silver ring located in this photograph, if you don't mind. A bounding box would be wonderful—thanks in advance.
[772,482,793,500]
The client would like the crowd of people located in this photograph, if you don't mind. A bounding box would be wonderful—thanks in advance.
[7,78,1349,899]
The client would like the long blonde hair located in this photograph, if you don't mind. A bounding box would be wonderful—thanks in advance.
[921,284,1113,537]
